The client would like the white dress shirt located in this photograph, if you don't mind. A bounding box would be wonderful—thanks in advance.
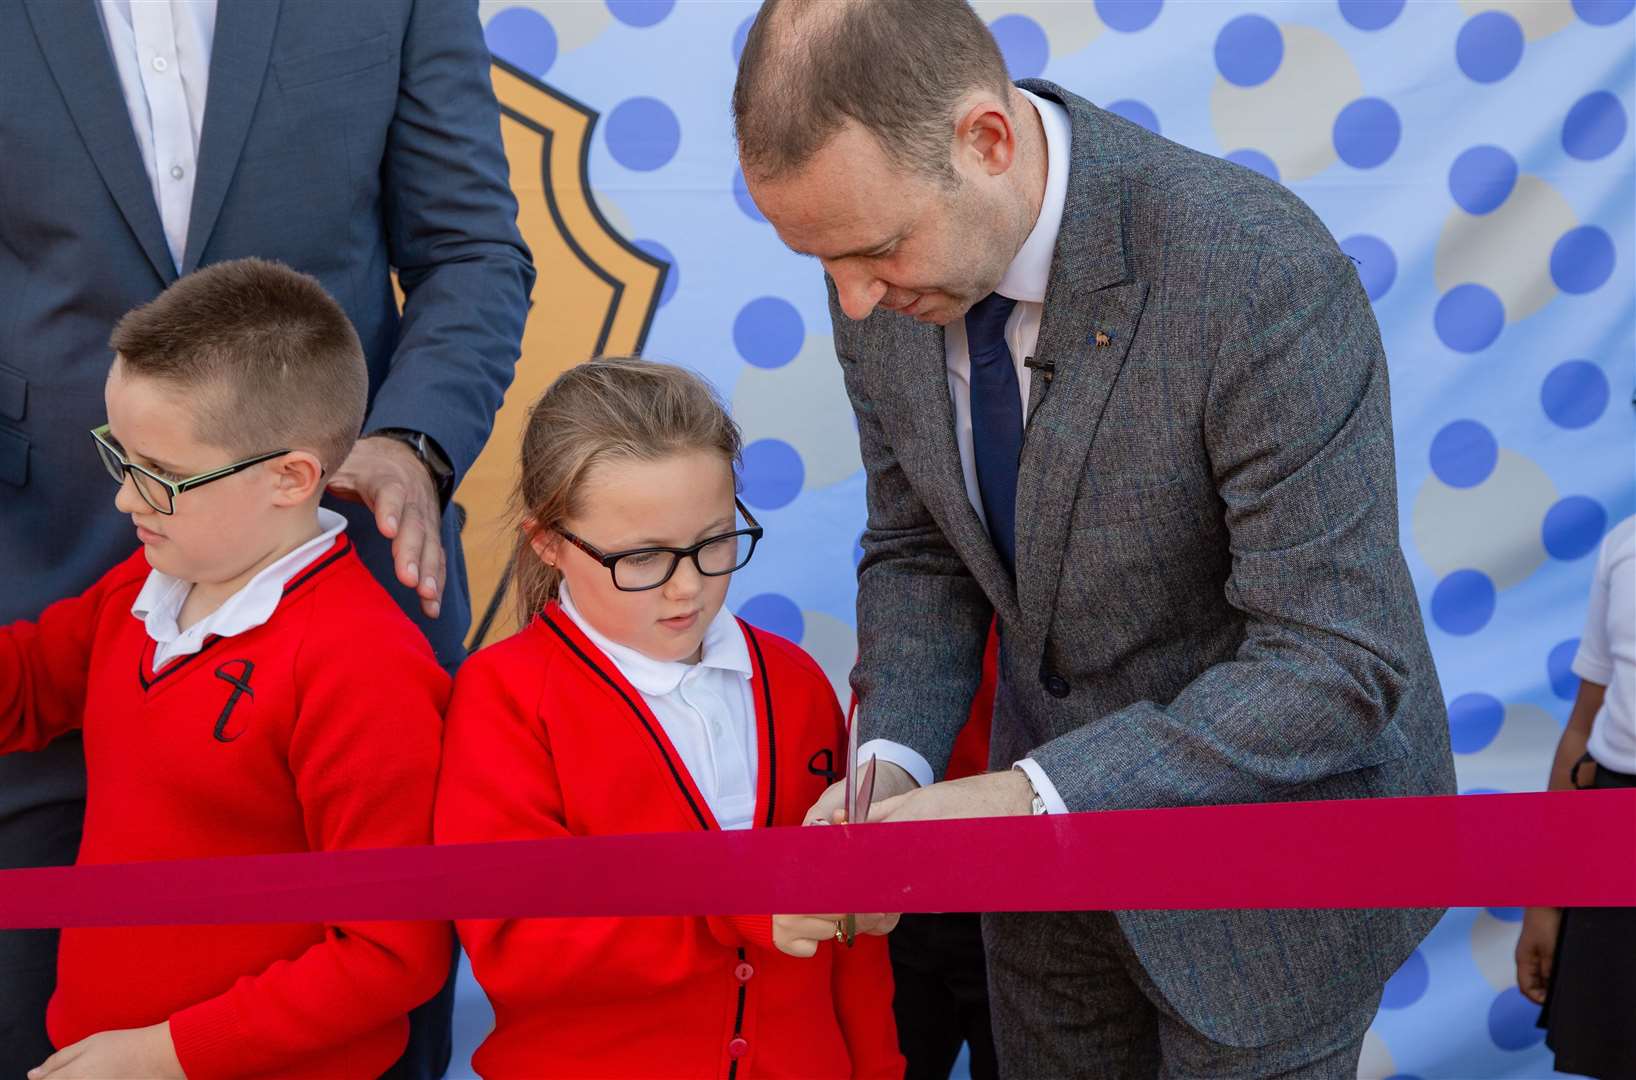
[94,0,219,271]
[558,584,761,831]
[1576,515,1635,774]
[860,88,1074,814]
[133,508,346,668]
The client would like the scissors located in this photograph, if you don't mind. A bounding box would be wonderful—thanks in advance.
[841,699,877,947]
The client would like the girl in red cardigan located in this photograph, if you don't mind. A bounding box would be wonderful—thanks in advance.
[434,357,903,1079]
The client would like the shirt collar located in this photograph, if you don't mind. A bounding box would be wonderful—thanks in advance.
[557,581,753,698]
[131,507,348,645]
[992,87,1072,305]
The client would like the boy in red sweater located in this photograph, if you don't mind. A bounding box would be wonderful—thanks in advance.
[1,259,451,1079]
[435,357,903,1078]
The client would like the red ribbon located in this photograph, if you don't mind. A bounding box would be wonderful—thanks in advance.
[1,791,1631,929]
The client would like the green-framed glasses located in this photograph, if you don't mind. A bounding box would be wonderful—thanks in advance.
[90,424,293,515]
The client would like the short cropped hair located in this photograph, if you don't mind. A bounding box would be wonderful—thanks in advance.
[109,258,367,473]
[732,0,1012,184]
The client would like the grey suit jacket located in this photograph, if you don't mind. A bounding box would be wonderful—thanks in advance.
[833,81,1456,1047]
[0,0,534,817]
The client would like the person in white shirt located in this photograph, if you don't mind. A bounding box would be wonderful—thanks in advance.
[1516,515,1635,1080]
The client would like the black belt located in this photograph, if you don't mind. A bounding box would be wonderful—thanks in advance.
[1572,752,1636,790]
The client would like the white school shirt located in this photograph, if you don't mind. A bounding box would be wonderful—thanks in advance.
[1575,515,1635,774]
[132,508,347,668]
[558,583,761,830]
[94,0,219,271]
[859,88,1074,813]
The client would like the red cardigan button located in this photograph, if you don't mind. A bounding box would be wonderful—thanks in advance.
[734,962,754,982]
[728,1038,749,1059]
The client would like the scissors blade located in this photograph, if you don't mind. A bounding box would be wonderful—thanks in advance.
[843,698,861,825]
[856,754,877,824]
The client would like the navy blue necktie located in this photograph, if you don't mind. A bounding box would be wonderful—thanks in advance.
[966,292,1022,575]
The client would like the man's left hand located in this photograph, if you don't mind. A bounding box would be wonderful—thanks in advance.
[328,436,445,618]
[29,1022,183,1079]
[868,769,1035,822]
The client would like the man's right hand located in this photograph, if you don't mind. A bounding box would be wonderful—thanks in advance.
[803,760,918,826]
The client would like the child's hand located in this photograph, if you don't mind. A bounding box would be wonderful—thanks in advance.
[1514,906,1561,1004]
[773,914,846,957]
[28,1021,183,1079]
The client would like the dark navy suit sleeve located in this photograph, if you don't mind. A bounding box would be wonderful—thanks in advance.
[363,0,535,485]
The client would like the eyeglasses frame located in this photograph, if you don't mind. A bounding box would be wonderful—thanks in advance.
[90,423,295,516]
[552,498,764,592]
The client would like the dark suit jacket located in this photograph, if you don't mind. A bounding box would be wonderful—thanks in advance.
[0,0,534,815]
[834,81,1457,1047]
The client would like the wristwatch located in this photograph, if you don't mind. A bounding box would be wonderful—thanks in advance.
[1014,766,1049,815]
[372,428,455,504]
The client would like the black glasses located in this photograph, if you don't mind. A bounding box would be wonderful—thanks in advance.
[554,499,764,592]
[91,424,293,515]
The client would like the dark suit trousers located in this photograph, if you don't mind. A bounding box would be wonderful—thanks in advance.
[0,799,83,1078]
[983,910,1379,1080]
[890,913,999,1080]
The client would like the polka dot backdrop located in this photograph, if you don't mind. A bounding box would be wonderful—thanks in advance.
[460,3,1636,1076]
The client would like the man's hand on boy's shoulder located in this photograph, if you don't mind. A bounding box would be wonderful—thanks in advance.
[28,1021,182,1079]
[328,434,447,619]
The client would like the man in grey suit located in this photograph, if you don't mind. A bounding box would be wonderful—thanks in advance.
[0,1,533,1075]
[735,1,1455,1075]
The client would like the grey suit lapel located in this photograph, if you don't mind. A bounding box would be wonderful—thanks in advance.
[1014,82,1150,644]
[891,315,1023,626]
[24,0,176,284]
[182,0,282,273]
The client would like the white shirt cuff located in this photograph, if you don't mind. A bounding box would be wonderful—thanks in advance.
[1014,758,1071,815]
[857,740,934,789]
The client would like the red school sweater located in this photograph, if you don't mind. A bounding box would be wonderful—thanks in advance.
[434,603,905,1080]
[0,537,452,1080]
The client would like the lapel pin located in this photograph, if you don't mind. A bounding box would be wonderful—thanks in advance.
[1093,330,1112,348]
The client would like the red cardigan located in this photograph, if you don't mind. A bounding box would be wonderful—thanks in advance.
[435,604,904,1079]
[0,539,452,1079]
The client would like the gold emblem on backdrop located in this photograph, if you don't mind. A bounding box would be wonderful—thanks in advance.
[404,59,666,650]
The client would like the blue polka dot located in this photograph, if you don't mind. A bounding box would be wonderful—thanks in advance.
[1574,0,1636,24]
[1548,639,1582,700]
[1381,949,1430,1009]
[1542,360,1610,429]
[1429,419,1498,488]
[1339,0,1404,30]
[1225,149,1280,182]
[605,97,681,172]
[1564,91,1627,160]
[1448,146,1517,215]
[1334,98,1401,168]
[1487,988,1545,1050]
[990,15,1049,79]
[1384,1075,1426,1080]
[1096,0,1163,32]
[1487,906,1525,923]
[1215,16,1284,88]
[1448,692,1505,754]
[1106,99,1160,134]
[1543,496,1607,560]
[732,167,767,224]
[1457,12,1525,83]
[606,0,673,27]
[485,8,557,77]
[740,439,805,510]
[732,14,754,65]
[737,593,805,642]
[1432,570,1496,636]
[1551,226,1616,294]
[1464,787,1508,796]
[633,239,677,307]
[1434,284,1506,353]
[1340,234,1397,301]
[733,297,804,370]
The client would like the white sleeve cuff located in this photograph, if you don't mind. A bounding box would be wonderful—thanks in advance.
[1014,758,1071,815]
[857,740,933,789]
